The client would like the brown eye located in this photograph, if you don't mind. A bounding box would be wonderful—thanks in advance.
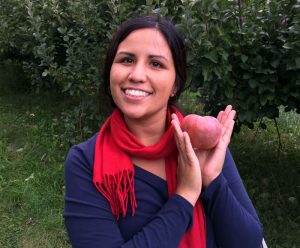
[151,61,163,68]
[120,57,134,64]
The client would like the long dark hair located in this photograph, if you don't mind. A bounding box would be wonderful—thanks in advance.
[102,16,187,104]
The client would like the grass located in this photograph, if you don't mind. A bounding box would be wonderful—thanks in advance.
[0,85,299,247]
[230,109,300,248]
[0,91,71,248]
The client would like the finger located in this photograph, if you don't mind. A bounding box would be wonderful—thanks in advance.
[172,119,182,137]
[182,132,199,166]
[220,109,236,141]
[217,111,224,122]
[219,105,232,124]
[221,119,235,145]
[183,132,196,159]
[225,105,232,113]
[171,113,180,123]
[220,109,236,135]
[228,109,236,121]
[172,119,185,150]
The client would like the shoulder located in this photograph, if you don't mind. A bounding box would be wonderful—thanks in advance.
[65,133,99,172]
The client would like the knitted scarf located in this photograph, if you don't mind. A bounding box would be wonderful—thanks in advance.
[93,105,206,247]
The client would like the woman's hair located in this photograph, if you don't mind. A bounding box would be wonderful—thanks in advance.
[102,15,187,104]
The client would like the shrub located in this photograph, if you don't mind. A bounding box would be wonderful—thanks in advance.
[0,0,299,144]
[178,0,300,129]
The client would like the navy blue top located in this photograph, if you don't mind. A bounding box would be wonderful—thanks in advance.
[64,133,263,248]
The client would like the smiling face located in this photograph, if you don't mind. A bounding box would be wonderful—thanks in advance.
[109,28,176,123]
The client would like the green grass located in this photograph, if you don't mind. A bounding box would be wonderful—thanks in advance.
[0,91,71,248]
[230,109,300,248]
[0,88,299,247]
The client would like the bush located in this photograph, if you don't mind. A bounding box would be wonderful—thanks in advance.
[178,0,300,129]
[0,0,299,144]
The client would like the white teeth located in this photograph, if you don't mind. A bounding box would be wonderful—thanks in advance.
[124,89,150,97]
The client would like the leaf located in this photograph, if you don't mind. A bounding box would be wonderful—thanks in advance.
[224,87,233,99]
[63,35,69,42]
[241,54,248,63]
[287,62,297,70]
[270,59,280,68]
[146,0,153,5]
[57,27,67,34]
[202,65,212,81]
[42,71,48,77]
[249,79,257,88]
[283,43,293,49]
[204,50,218,63]
[243,73,252,80]
[218,49,229,60]
[260,95,268,106]
[25,173,34,182]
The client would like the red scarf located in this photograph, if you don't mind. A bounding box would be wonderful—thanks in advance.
[93,105,206,247]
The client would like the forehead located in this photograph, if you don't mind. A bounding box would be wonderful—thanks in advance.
[117,28,172,56]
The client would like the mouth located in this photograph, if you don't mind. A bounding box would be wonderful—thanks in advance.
[122,88,152,97]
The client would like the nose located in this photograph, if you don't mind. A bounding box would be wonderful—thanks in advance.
[128,62,147,83]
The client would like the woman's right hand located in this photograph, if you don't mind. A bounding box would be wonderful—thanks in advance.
[171,113,202,206]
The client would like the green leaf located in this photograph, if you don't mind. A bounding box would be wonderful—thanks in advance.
[204,50,218,63]
[283,43,293,49]
[287,62,297,70]
[202,65,212,81]
[224,87,233,99]
[218,49,229,60]
[260,95,268,106]
[249,79,257,88]
[63,35,69,42]
[270,59,280,68]
[57,27,67,34]
[243,73,252,80]
[146,0,153,5]
[241,54,248,63]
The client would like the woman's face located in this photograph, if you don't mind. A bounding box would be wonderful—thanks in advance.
[110,28,176,122]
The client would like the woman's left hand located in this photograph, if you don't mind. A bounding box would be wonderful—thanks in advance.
[194,105,236,188]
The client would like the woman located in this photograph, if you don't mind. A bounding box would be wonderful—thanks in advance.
[64,16,263,247]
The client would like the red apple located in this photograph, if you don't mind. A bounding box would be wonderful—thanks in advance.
[181,114,222,149]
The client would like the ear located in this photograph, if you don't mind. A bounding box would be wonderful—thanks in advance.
[170,84,177,97]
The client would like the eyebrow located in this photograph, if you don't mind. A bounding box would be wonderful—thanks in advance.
[116,51,169,62]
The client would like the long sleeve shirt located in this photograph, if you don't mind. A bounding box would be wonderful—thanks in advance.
[64,133,263,247]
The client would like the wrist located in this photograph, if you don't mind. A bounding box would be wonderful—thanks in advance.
[202,174,219,189]
[175,189,200,206]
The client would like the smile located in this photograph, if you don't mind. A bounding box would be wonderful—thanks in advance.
[124,89,151,97]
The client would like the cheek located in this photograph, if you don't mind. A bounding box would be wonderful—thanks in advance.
[109,66,119,85]
[109,67,125,93]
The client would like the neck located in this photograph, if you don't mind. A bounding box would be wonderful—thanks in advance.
[124,108,168,146]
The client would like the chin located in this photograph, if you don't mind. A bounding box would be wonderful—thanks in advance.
[122,109,147,120]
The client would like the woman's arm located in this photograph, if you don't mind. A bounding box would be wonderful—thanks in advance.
[201,149,263,248]
[64,142,193,248]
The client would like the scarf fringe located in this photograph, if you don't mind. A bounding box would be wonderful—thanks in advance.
[95,170,137,220]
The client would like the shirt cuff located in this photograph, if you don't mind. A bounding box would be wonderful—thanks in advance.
[200,173,228,200]
[171,194,194,230]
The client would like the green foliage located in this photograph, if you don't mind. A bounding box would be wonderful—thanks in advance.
[179,0,300,128]
[0,0,300,141]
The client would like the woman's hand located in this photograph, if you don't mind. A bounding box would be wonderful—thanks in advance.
[195,105,236,188]
[172,114,202,206]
